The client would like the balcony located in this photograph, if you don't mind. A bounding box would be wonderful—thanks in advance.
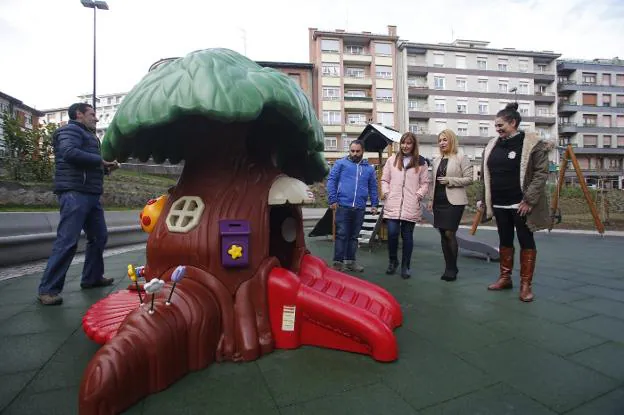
[343,96,374,110]
[342,53,372,64]
[559,122,578,134]
[343,76,372,86]
[407,65,428,76]
[558,102,624,114]
[408,110,431,120]
[407,86,430,97]
[533,73,556,83]
[557,81,624,93]
[559,123,624,135]
[322,124,342,134]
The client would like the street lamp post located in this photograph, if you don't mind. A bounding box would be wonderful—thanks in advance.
[81,0,109,111]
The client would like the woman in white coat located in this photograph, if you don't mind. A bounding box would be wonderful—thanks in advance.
[429,129,473,281]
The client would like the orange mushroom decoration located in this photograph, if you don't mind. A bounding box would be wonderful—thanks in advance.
[139,195,168,233]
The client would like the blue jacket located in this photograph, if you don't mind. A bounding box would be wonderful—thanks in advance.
[53,121,104,194]
[326,157,379,210]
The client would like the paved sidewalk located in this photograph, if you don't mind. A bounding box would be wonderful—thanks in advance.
[1,228,623,414]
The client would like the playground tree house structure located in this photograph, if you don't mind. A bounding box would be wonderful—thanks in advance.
[79,49,402,414]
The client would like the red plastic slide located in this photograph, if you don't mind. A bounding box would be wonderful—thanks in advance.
[267,254,402,362]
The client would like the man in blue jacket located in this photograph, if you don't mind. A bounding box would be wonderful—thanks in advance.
[326,140,379,272]
[37,103,119,305]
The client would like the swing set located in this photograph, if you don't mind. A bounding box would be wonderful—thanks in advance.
[549,144,605,235]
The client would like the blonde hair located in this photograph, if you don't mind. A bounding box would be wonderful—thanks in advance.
[438,129,459,156]
[394,132,420,171]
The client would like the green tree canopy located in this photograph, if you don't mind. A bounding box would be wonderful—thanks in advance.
[102,48,327,183]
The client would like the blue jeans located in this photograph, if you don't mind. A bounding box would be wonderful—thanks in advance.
[386,219,415,269]
[39,191,108,295]
[333,206,366,262]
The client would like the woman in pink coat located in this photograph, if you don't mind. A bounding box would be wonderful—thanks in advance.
[381,132,430,279]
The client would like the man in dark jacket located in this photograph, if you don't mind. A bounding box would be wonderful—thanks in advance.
[38,103,119,305]
[326,140,379,272]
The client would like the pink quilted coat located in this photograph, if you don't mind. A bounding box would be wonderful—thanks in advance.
[381,155,430,223]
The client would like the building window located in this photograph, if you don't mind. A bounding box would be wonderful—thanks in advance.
[342,137,351,151]
[519,60,529,72]
[536,64,547,73]
[288,73,301,86]
[434,76,445,90]
[456,55,466,69]
[518,82,529,94]
[456,101,467,114]
[456,78,467,91]
[347,113,367,125]
[602,73,612,86]
[537,84,547,95]
[344,45,364,55]
[478,79,488,92]
[617,136,624,148]
[479,102,489,115]
[375,65,393,79]
[479,125,489,137]
[376,89,393,102]
[377,112,394,127]
[603,135,612,147]
[435,99,446,113]
[582,73,597,84]
[321,39,340,52]
[617,95,624,107]
[409,123,427,134]
[408,100,418,110]
[603,115,612,127]
[457,123,468,135]
[602,94,612,107]
[322,87,340,100]
[433,53,444,67]
[322,111,341,125]
[375,42,392,55]
[617,74,624,86]
[582,93,598,106]
[322,63,340,77]
[435,120,447,133]
[519,103,530,116]
[536,106,550,116]
[584,135,598,148]
[477,57,487,70]
[618,115,624,127]
[344,89,367,98]
[345,67,365,78]
[498,59,508,71]
[498,81,509,93]
[583,115,597,126]
[324,137,337,149]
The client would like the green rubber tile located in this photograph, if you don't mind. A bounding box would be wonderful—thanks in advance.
[420,382,557,415]
[0,303,30,322]
[279,383,418,415]
[2,386,79,415]
[488,296,596,324]
[402,307,513,354]
[459,339,618,412]
[483,313,606,356]
[568,342,624,381]
[0,370,37,412]
[567,315,624,343]
[380,330,496,410]
[258,346,385,407]
[0,332,68,375]
[142,364,278,415]
[0,306,83,336]
[571,284,624,303]
[529,284,593,304]
[568,297,624,321]
[564,387,624,415]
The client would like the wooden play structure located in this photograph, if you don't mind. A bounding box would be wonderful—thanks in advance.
[549,144,605,235]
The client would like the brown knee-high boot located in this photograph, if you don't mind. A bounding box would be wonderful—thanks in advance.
[488,246,514,290]
[519,249,537,302]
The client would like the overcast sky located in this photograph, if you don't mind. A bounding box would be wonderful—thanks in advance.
[1,0,623,110]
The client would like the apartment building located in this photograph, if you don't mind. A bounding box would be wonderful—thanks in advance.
[396,39,560,167]
[309,26,400,162]
[557,58,624,189]
[0,91,44,157]
[77,92,127,139]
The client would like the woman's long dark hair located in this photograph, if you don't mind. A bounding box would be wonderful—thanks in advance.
[394,132,420,171]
